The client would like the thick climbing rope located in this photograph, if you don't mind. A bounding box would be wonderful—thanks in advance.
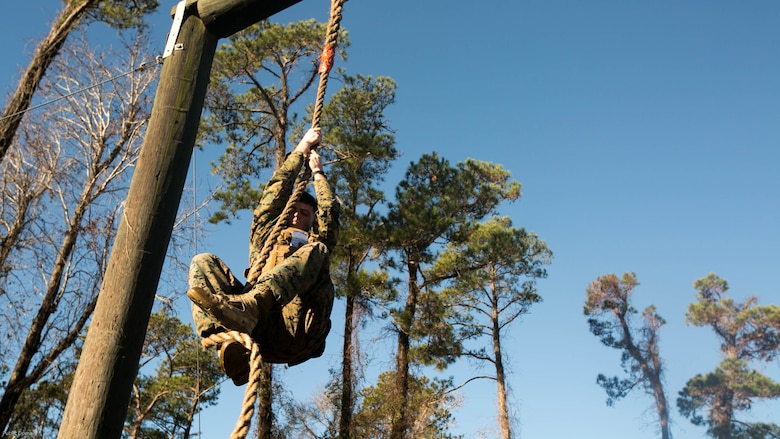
[202,332,263,439]
[253,0,346,278]
[211,1,347,438]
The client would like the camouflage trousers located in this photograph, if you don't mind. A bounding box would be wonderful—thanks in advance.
[188,242,334,365]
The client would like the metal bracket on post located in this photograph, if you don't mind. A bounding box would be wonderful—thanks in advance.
[162,1,187,59]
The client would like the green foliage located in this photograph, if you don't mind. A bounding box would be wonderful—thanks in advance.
[584,273,655,353]
[383,155,523,361]
[353,371,461,439]
[124,310,223,438]
[3,371,74,438]
[678,274,780,438]
[380,156,522,437]
[321,74,397,211]
[426,216,550,438]
[200,20,349,222]
[431,215,551,356]
[677,358,780,438]
[347,267,399,319]
[385,153,521,264]
[409,286,463,370]
[87,0,160,29]
[594,374,637,407]
[687,273,780,361]
[320,74,399,305]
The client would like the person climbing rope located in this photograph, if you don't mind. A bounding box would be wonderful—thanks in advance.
[187,127,340,385]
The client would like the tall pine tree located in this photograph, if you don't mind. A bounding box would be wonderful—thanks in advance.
[678,273,780,439]
[433,216,551,439]
[584,272,672,439]
[382,154,521,439]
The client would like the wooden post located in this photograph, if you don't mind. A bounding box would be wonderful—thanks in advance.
[57,12,217,439]
[57,1,300,438]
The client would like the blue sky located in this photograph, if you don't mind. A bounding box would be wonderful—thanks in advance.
[2,1,779,438]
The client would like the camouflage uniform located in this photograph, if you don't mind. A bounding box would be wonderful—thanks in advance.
[189,150,339,366]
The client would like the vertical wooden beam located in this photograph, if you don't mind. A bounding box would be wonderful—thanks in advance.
[57,11,217,439]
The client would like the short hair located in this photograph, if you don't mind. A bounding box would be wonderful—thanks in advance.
[297,191,317,210]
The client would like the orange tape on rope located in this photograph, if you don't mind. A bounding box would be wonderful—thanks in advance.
[318,45,335,74]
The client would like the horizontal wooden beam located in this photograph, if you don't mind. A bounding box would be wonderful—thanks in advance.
[186,0,303,38]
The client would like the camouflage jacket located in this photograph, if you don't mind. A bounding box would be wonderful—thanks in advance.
[248,151,340,268]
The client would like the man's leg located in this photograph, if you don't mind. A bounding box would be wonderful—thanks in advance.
[192,242,329,331]
[188,253,245,337]
[257,241,329,305]
[188,253,254,385]
[252,242,333,365]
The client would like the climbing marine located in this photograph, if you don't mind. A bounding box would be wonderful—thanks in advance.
[187,126,340,385]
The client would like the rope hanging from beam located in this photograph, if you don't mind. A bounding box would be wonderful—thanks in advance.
[208,1,347,437]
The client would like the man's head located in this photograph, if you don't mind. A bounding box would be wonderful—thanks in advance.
[290,192,317,231]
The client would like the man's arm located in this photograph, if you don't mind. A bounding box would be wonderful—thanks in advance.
[308,150,340,251]
[248,128,322,265]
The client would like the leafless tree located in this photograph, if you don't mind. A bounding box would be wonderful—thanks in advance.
[0,0,159,163]
[0,30,158,435]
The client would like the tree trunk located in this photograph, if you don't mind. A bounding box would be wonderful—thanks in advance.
[256,363,273,439]
[649,358,671,439]
[390,260,419,439]
[339,290,355,438]
[713,388,735,439]
[0,178,95,434]
[622,318,671,439]
[0,0,95,163]
[182,393,198,439]
[493,310,511,439]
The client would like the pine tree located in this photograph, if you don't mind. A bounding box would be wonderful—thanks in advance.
[584,272,672,439]
[125,310,223,439]
[678,273,780,439]
[383,154,521,439]
[433,216,551,439]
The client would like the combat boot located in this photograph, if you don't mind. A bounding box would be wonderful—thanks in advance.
[219,341,250,386]
[187,285,275,334]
